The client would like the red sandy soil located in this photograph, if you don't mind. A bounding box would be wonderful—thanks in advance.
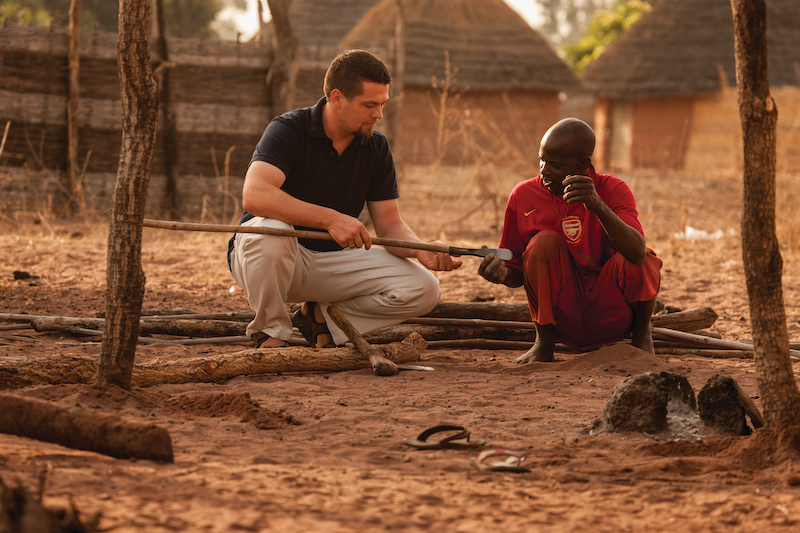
[1,166,800,532]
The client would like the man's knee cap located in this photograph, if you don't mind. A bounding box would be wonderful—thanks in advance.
[526,231,566,255]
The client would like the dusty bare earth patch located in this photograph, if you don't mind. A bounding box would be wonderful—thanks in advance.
[1,166,800,532]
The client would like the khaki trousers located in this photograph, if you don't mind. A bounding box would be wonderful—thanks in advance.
[230,217,441,346]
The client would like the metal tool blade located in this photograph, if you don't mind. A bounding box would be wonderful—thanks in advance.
[396,364,436,371]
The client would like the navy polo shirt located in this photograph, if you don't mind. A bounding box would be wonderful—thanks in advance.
[228,97,399,266]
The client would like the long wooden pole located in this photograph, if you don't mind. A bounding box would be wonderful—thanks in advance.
[142,218,512,259]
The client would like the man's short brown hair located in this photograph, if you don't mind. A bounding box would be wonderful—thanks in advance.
[324,49,392,101]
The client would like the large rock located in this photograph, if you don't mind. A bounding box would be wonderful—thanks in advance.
[698,375,750,435]
[604,373,669,433]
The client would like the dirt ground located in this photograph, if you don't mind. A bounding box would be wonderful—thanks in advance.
[2,166,800,532]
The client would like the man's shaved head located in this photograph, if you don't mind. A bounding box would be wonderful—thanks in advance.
[540,118,596,159]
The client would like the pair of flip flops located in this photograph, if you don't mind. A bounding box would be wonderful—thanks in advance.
[402,425,529,473]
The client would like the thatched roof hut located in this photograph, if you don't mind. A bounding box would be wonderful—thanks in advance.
[339,0,579,164]
[289,0,383,46]
[342,0,578,92]
[580,0,800,171]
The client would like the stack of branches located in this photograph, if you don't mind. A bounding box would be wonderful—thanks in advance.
[3,303,796,360]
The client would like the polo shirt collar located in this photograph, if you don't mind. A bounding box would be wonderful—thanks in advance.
[309,96,370,146]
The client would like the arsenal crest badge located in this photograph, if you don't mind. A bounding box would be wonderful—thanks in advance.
[561,216,582,243]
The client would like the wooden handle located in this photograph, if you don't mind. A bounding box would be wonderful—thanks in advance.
[140,218,510,258]
[327,305,398,376]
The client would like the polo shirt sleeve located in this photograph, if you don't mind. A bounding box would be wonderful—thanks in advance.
[605,179,645,238]
[366,136,399,202]
[249,116,301,177]
[499,185,526,273]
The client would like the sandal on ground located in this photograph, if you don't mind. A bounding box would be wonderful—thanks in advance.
[291,302,334,348]
[470,448,530,473]
[252,331,288,349]
[402,425,486,449]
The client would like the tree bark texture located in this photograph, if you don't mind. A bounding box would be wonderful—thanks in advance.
[0,394,173,462]
[97,0,160,389]
[2,334,425,389]
[730,0,800,425]
[266,0,297,116]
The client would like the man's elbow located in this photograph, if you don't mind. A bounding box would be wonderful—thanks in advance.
[242,197,256,214]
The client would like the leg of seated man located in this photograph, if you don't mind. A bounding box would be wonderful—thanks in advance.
[288,246,441,347]
[230,218,299,343]
[595,251,662,354]
[517,231,581,363]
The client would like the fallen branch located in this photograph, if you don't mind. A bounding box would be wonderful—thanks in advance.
[0,333,427,388]
[31,316,246,337]
[0,393,173,462]
[653,327,800,358]
[654,348,754,358]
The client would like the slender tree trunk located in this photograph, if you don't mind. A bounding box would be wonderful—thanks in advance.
[66,0,85,216]
[729,0,800,425]
[96,0,160,389]
[383,0,405,151]
[153,0,178,218]
[266,0,297,116]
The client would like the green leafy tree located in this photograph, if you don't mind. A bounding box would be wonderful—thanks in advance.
[538,0,611,46]
[1,1,52,25]
[559,0,652,73]
[1,0,247,39]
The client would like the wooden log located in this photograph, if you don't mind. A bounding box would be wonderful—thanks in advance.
[424,339,578,351]
[365,324,535,343]
[652,308,719,332]
[0,393,173,462]
[655,348,755,358]
[422,302,531,321]
[0,334,427,388]
[653,327,800,357]
[31,316,246,336]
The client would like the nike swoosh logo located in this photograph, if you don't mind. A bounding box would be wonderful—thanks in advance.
[524,209,536,216]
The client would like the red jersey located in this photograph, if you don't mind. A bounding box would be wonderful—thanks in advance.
[500,165,644,274]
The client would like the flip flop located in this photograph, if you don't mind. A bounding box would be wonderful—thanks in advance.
[470,448,530,473]
[402,425,486,449]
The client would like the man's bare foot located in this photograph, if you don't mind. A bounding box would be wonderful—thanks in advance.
[512,322,556,363]
[631,328,655,354]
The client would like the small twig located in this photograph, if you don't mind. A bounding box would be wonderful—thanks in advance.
[0,121,10,160]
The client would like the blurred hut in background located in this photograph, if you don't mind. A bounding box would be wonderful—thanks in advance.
[260,0,383,108]
[340,0,580,166]
[580,0,800,172]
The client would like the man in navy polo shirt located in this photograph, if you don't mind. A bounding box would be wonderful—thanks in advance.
[228,50,461,348]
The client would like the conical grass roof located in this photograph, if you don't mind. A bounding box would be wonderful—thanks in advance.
[581,0,800,98]
[340,0,579,92]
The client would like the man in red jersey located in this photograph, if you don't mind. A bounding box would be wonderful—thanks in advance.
[478,118,662,363]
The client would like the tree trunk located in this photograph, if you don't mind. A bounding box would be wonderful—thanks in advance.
[97,0,160,389]
[729,0,800,425]
[66,0,85,216]
[266,0,297,116]
[383,0,406,151]
[154,0,179,218]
